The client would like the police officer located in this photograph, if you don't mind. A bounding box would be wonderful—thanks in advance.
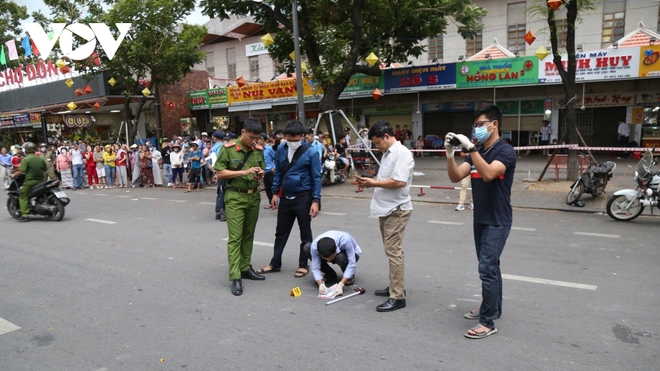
[213,118,266,296]
[38,143,57,180]
[10,142,47,222]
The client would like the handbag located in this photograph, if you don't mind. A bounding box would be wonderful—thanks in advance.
[147,160,153,169]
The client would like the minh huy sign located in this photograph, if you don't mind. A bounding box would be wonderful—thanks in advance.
[539,47,640,83]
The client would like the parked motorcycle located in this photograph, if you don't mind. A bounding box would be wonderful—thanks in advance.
[322,153,348,185]
[6,174,69,221]
[606,150,660,221]
[566,160,616,205]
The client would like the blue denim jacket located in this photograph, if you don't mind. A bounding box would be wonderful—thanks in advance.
[272,141,322,200]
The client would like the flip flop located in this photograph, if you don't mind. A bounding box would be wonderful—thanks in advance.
[464,324,497,339]
[464,309,480,320]
[294,268,308,278]
[255,265,280,274]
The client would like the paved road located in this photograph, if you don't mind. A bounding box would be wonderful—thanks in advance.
[0,188,658,370]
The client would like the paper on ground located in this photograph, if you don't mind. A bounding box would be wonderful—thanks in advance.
[317,284,339,300]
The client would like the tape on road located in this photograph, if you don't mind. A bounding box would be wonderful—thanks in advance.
[427,220,464,225]
[0,317,21,335]
[221,237,273,247]
[85,218,118,225]
[503,274,597,290]
[574,231,620,238]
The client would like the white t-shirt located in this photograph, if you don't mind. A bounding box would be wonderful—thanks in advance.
[70,149,83,165]
[618,122,630,137]
[370,141,414,217]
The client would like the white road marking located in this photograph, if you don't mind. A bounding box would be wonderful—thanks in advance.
[116,195,130,198]
[573,231,620,239]
[141,197,159,200]
[95,193,108,196]
[322,212,346,216]
[427,220,464,225]
[221,237,273,247]
[168,200,187,203]
[511,227,537,231]
[199,202,216,205]
[85,219,118,225]
[502,274,597,291]
[0,317,21,335]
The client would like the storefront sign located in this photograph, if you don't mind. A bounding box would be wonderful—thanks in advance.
[422,102,475,112]
[288,110,321,119]
[189,90,209,110]
[12,113,31,127]
[64,114,92,128]
[639,46,660,78]
[363,105,411,115]
[227,79,319,106]
[539,47,640,83]
[0,115,14,128]
[341,73,385,97]
[0,59,63,88]
[384,64,456,92]
[498,101,519,115]
[637,93,660,105]
[207,88,228,108]
[521,100,545,114]
[555,93,635,108]
[632,107,645,124]
[30,112,42,128]
[456,58,538,88]
[245,42,269,57]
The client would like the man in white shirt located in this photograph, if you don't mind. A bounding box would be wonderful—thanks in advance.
[617,119,630,159]
[70,143,85,189]
[356,121,414,313]
[303,230,362,297]
[539,120,551,155]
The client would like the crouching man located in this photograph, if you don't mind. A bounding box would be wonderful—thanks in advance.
[303,230,362,297]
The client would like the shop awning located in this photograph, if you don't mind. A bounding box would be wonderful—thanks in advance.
[228,102,272,112]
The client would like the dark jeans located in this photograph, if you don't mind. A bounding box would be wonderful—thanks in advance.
[618,136,629,158]
[263,170,274,202]
[303,243,359,284]
[215,179,225,215]
[474,223,511,328]
[269,192,313,270]
[72,164,84,189]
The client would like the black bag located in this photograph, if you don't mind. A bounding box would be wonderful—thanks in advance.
[147,160,153,169]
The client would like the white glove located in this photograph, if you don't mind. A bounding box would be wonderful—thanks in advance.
[444,133,456,159]
[454,134,475,151]
[319,283,328,295]
[335,282,344,296]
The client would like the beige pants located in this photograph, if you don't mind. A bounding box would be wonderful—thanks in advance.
[459,175,472,205]
[379,208,412,300]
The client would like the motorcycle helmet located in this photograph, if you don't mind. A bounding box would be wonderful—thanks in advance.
[573,200,585,207]
[22,142,37,153]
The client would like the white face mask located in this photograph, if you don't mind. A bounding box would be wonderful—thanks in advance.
[288,140,302,150]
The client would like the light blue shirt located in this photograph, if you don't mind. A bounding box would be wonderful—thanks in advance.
[263,143,275,171]
[310,230,362,281]
[0,153,11,166]
[311,140,323,161]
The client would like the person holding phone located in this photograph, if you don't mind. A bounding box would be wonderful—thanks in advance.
[214,118,267,296]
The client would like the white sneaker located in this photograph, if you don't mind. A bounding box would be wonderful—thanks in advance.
[455,204,465,211]
[469,203,474,210]
[167,183,172,187]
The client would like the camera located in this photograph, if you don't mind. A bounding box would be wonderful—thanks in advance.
[448,136,462,147]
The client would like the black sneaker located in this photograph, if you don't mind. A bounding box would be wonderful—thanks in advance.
[17,215,30,222]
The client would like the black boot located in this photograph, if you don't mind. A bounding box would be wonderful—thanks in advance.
[241,268,265,281]
[231,279,243,296]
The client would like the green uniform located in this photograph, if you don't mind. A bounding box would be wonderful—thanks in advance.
[18,153,47,215]
[39,150,57,180]
[214,138,265,280]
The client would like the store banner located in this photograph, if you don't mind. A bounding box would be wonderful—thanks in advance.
[632,107,645,124]
[207,87,228,108]
[639,46,660,78]
[227,78,320,106]
[189,90,209,110]
[12,113,30,127]
[520,100,545,114]
[554,93,635,108]
[539,47,640,83]
[0,115,14,128]
[498,101,519,115]
[456,57,538,88]
[29,112,41,123]
[422,102,475,112]
[245,42,269,57]
[64,114,92,128]
[363,105,411,115]
[341,73,385,97]
[384,63,456,92]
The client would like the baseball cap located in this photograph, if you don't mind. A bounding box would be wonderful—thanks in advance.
[212,130,223,139]
[201,132,208,136]
[260,133,268,140]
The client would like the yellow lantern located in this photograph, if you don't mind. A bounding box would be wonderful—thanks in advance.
[300,62,307,73]
[365,52,379,66]
[535,45,550,60]
[56,59,67,69]
[67,101,78,111]
[65,78,74,88]
[108,77,117,86]
[289,51,296,60]
[260,33,274,47]
[141,87,151,97]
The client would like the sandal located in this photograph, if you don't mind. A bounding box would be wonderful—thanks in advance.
[464,324,497,339]
[464,309,480,320]
[184,190,191,193]
[294,268,308,278]
[255,265,280,274]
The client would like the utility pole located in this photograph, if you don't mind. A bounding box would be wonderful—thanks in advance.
[292,0,305,121]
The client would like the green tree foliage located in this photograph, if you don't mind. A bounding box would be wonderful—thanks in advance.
[100,0,206,141]
[201,0,486,111]
[0,0,29,68]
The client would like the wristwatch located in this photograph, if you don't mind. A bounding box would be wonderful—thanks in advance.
[468,146,478,153]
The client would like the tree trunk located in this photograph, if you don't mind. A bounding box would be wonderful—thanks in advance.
[564,97,579,180]
[318,84,344,144]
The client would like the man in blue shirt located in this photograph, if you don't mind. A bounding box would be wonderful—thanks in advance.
[256,121,322,277]
[1,147,13,189]
[260,133,276,209]
[303,230,362,297]
[185,142,202,192]
[211,131,227,221]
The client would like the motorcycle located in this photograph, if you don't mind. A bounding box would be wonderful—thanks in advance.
[606,150,660,221]
[322,152,348,185]
[566,159,616,205]
[6,174,69,221]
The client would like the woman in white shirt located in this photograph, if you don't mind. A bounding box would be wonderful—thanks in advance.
[170,144,184,189]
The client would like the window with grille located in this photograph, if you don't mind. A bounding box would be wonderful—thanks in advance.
[428,34,443,61]
[466,31,482,57]
[206,52,215,75]
[601,12,625,46]
[555,19,568,49]
[226,48,236,80]
[507,2,527,51]
[273,58,284,78]
[249,56,259,81]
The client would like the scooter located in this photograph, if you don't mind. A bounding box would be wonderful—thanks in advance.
[322,153,348,185]
[6,174,69,221]
[566,160,616,206]
[606,150,660,221]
